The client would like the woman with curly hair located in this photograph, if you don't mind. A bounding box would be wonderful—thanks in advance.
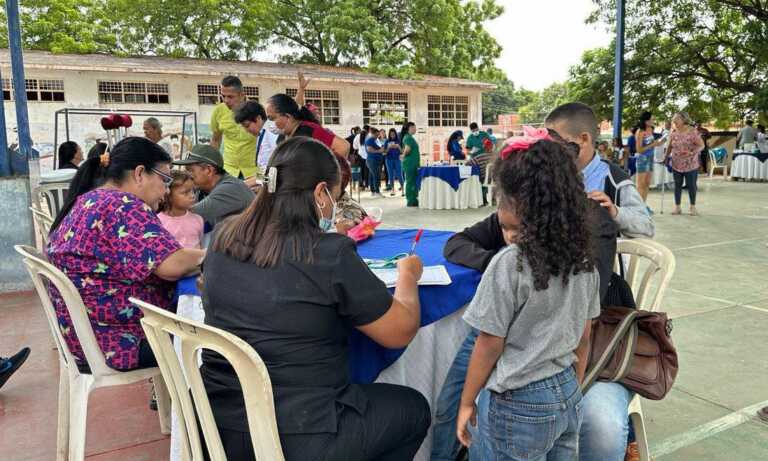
[456,132,600,460]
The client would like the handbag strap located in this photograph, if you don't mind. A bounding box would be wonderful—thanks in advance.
[581,310,639,395]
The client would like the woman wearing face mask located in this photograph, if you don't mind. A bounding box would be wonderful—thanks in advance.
[201,137,430,461]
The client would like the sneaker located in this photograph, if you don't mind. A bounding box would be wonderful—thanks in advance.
[390,192,395,197]
[0,347,31,390]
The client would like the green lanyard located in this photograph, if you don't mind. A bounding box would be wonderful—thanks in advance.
[364,253,409,270]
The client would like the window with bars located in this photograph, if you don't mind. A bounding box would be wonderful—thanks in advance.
[427,95,469,127]
[286,88,341,125]
[362,91,409,126]
[2,78,65,102]
[198,84,260,105]
[98,81,170,104]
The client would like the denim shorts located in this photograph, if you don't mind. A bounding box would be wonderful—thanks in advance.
[485,367,583,461]
[635,152,654,173]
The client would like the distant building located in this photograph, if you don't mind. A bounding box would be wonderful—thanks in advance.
[0,50,494,168]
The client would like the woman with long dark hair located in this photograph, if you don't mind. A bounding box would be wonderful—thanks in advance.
[58,141,82,169]
[447,130,465,161]
[632,111,664,207]
[400,121,420,206]
[47,137,204,372]
[203,137,430,461]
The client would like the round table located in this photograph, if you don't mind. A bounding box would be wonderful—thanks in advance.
[731,152,768,180]
[417,165,483,210]
[170,229,481,461]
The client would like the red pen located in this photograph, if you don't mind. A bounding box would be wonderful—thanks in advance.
[409,229,424,255]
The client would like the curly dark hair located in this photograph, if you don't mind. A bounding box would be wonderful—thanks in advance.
[494,139,595,290]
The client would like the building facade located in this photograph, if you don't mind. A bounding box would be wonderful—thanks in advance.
[0,50,493,169]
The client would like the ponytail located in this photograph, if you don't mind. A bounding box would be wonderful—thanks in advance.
[51,156,105,233]
[268,93,320,125]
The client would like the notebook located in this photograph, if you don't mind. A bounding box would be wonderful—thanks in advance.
[370,265,452,288]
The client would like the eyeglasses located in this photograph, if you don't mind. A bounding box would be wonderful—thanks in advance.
[151,168,174,186]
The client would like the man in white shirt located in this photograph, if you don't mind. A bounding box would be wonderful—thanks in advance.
[353,124,370,190]
[234,100,278,169]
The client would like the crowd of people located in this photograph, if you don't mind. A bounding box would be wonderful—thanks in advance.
[11,71,674,461]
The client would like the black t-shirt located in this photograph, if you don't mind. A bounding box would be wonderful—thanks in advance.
[201,233,393,434]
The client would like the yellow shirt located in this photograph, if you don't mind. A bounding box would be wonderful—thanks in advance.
[210,103,258,178]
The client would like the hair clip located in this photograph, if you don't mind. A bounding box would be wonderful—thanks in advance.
[99,152,110,167]
[267,166,278,193]
[500,126,553,160]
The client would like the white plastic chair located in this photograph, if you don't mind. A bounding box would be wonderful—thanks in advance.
[29,205,54,248]
[708,150,729,178]
[615,238,676,461]
[14,245,171,461]
[484,164,495,205]
[131,298,285,461]
[37,182,70,217]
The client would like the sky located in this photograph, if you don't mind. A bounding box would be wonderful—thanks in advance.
[487,0,613,90]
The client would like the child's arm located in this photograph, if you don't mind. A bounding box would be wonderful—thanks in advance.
[457,331,505,447]
[574,320,593,384]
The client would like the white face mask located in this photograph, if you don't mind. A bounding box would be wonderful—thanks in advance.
[317,187,337,232]
[265,120,283,136]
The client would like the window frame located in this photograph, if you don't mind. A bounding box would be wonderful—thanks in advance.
[97,80,170,105]
[286,88,341,125]
[427,95,469,127]
[362,91,409,126]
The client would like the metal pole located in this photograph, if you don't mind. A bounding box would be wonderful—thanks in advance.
[612,0,626,140]
[53,111,59,170]
[0,67,9,177]
[7,0,34,174]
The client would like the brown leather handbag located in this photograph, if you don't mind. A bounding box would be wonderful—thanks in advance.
[582,306,679,400]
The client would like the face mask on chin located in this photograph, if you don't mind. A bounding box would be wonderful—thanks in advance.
[265,120,283,136]
[317,187,337,232]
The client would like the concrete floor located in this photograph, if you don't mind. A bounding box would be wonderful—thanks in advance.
[1,175,767,460]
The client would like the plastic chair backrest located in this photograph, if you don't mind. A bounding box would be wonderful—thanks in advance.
[37,182,70,217]
[29,206,54,246]
[615,239,676,312]
[14,245,117,377]
[132,298,285,461]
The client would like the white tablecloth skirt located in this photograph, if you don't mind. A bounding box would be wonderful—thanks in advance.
[650,166,674,189]
[170,296,470,461]
[731,156,768,180]
[418,176,483,210]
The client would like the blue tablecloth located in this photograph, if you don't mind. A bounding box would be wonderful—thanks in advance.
[417,165,480,191]
[174,229,482,385]
[350,229,481,383]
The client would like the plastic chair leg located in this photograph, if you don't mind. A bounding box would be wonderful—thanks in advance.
[68,374,95,461]
[630,405,651,461]
[154,374,172,435]
[56,365,70,461]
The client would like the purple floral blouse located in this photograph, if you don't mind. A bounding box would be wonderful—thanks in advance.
[47,189,181,370]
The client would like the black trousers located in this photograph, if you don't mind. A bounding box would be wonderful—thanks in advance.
[76,339,157,373]
[674,170,698,206]
[218,383,431,461]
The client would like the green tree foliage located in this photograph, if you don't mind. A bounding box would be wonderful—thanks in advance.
[0,0,503,80]
[569,0,768,128]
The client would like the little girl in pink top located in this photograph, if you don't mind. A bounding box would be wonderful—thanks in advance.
[158,170,204,249]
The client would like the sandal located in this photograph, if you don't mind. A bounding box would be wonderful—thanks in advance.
[671,208,682,215]
[690,207,698,216]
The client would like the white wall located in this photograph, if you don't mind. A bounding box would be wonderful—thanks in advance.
[2,68,485,167]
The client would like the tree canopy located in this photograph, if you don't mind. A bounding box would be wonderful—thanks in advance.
[567,0,768,128]
[0,0,504,80]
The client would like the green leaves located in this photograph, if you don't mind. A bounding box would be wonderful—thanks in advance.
[0,0,503,81]
[574,0,768,127]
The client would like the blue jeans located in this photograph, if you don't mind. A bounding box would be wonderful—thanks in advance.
[367,154,383,193]
[578,382,634,461]
[485,367,583,461]
[385,155,404,190]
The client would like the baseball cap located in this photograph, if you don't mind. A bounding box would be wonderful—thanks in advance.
[173,144,223,168]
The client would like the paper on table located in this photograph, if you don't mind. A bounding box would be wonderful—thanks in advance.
[371,265,452,288]
[458,165,472,179]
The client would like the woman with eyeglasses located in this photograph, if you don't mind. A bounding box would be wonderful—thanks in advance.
[47,137,205,373]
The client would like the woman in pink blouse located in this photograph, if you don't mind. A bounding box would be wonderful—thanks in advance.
[665,112,705,216]
[47,137,205,372]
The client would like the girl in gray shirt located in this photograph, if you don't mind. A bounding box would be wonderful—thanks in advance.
[457,133,600,460]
